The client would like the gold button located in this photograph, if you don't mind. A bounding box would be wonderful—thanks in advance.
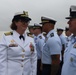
[22,55,24,58]
[22,50,25,52]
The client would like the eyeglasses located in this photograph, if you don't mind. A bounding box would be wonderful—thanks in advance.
[20,20,30,25]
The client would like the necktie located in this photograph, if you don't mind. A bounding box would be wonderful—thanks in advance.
[19,35,25,41]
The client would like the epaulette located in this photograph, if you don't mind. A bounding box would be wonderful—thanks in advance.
[27,33,34,38]
[27,33,31,36]
[39,36,42,39]
[4,31,13,36]
[50,33,54,37]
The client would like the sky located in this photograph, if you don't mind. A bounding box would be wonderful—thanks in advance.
[0,0,76,31]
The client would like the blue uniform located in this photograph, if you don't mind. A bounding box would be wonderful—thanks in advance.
[34,33,45,75]
[59,34,66,62]
[42,29,61,75]
[34,34,45,60]
[65,35,72,48]
[42,29,61,64]
[61,35,76,75]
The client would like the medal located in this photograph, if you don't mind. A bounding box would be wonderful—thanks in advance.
[29,42,34,52]
[9,40,18,47]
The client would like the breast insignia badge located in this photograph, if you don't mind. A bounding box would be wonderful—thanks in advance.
[9,40,18,47]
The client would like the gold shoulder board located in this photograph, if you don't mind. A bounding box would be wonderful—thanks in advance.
[4,31,13,36]
[27,33,34,38]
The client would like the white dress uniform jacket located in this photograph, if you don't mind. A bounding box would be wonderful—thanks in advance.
[0,31,37,75]
[61,35,76,75]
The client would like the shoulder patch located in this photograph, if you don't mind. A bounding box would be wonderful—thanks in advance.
[50,33,54,37]
[4,31,13,36]
[39,36,42,39]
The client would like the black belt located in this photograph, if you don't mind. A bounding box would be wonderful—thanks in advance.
[43,64,51,67]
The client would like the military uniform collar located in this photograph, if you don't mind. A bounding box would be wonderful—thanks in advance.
[71,34,76,39]
[46,29,54,38]
[37,33,42,38]
[14,30,26,38]
[71,34,76,44]
[34,33,42,38]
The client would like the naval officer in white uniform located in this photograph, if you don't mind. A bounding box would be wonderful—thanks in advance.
[61,5,76,75]
[0,11,37,75]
